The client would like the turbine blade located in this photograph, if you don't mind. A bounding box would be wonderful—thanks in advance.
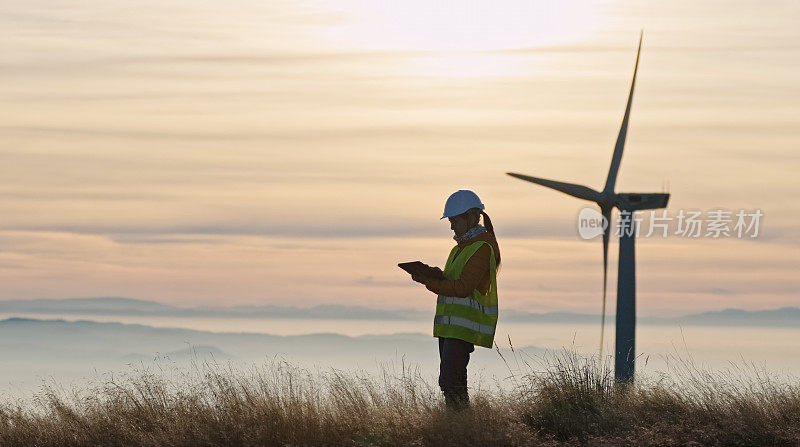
[599,207,611,362]
[507,172,602,203]
[604,31,643,194]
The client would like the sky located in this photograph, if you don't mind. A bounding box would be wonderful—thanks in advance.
[1,0,798,316]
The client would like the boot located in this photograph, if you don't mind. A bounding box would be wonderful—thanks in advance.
[443,387,469,412]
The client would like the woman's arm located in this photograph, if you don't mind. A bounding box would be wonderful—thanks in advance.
[423,244,491,298]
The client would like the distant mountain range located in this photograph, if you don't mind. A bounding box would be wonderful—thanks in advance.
[0,317,439,364]
[0,297,798,327]
[0,297,415,320]
[0,316,537,396]
[503,307,800,327]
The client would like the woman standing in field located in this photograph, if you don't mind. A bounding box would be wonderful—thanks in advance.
[411,189,501,411]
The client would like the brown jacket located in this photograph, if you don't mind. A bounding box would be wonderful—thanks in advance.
[424,231,500,298]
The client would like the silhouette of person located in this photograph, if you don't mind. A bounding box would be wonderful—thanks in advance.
[411,190,501,411]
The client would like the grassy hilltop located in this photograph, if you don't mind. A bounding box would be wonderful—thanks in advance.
[1,353,798,446]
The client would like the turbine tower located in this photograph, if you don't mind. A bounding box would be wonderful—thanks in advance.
[507,32,669,383]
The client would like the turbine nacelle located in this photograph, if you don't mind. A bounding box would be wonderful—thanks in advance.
[615,193,670,211]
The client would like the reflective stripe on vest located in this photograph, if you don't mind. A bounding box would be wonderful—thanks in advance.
[437,295,498,315]
[434,315,496,335]
[433,239,498,348]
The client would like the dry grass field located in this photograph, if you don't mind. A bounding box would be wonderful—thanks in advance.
[1,351,798,446]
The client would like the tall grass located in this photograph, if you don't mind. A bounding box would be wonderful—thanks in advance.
[1,351,798,446]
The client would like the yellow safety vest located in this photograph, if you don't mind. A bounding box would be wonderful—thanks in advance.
[433,240,498,348]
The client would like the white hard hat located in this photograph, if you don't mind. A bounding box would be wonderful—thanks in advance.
[441,190,485,219]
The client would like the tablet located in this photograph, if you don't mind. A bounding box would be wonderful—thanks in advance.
[397,261,430,276]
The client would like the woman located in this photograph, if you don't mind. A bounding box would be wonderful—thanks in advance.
[412,189,501,411]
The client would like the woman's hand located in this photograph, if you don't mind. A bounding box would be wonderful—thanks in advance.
[411,273,427,284]
[410,265,442,284]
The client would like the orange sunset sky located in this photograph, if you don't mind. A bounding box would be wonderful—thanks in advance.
[1,0,798,316]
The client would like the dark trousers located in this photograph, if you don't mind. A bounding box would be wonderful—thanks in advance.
[438,337,474,411]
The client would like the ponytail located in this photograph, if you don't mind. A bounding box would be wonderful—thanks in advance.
[481,211,501,268]
[481,211,495,235]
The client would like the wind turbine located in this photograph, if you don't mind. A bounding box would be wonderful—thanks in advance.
[507,32,669,383]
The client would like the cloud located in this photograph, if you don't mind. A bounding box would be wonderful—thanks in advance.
[696,287,734,295]
[10,223,436,240]
[0,122,611,143]
[6,216,590,241]
[496,42,800,55]
[0,51,420,78]
[353,276,413,288]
